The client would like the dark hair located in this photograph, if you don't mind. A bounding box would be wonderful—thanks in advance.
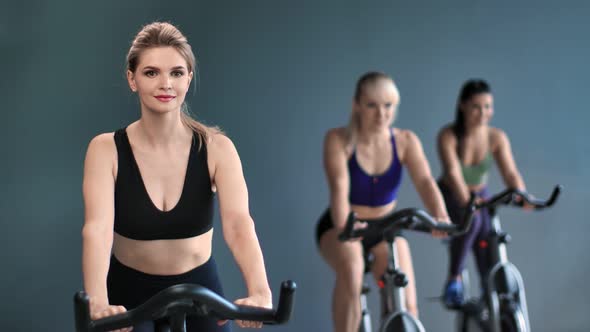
[353,71,392,102]
[453,79,492,140]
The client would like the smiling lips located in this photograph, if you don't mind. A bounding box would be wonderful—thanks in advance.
[155,95,175,102]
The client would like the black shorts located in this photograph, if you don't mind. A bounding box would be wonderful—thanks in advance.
[107,255,231,332]
[315,208,401,253]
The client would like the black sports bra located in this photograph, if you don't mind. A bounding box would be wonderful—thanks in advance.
[113,128,213,240]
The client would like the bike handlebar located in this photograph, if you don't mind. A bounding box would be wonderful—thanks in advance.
[475,185,561,211]
[74,280,296,332]
[338,197,476,241]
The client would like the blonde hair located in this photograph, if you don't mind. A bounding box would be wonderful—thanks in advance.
[347,71,400,146]
[126,21,221,149]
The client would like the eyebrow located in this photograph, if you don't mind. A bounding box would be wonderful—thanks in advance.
[141,65,187,71]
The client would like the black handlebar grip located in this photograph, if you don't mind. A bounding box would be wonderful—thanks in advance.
[74,291,136,332]
[221,280,296,324]
[517,184,562,209]
[477,185,562,211]
[541,185,561,207]
[409,222,458,234]
[436,223,461,233]
[408,223,430,233]
[273,280,297,324]
[74,292,92,332]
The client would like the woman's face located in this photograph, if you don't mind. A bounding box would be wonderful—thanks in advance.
[355,79,399,131]
[127,46,193,115]
[461,92,494,128]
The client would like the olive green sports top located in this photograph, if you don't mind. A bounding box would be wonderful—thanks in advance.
[461,153,493,186]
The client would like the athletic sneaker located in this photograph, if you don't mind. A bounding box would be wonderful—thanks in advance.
[443,279,465,308]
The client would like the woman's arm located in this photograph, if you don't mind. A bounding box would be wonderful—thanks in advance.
[437,127,471,205]
[323,128,351,230]
[400,129,450,221]
[210,134,272,307]
[82,133,126,322]
[492,128,526,190]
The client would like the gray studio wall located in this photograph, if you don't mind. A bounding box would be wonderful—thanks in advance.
[1,0,588,331]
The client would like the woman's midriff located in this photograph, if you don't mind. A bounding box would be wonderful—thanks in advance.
[351,201,397,220]
[440,176,486,194]
[112,229,214,275]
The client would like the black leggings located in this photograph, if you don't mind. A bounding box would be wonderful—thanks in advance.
[107,255,231,332]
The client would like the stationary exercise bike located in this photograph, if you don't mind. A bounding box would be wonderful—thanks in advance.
[74,280,296,332]
[449,185,561,332]
[339,204,475,332]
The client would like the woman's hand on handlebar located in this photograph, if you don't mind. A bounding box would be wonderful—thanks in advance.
[89,297,132,332]
[342,220,368,242]
[514,195,535,211]
[220,293,273,329]
[474,196,485,205]
[432,216,451,239]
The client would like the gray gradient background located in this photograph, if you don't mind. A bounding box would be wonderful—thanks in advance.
[1,0,588,331]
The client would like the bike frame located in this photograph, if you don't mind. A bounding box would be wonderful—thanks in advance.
[359,229,425,332]
[455,184,563,332]
[458,210,530,332]
[483,207,530,332]
[339,206,474,332]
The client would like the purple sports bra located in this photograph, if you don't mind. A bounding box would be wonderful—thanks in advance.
[348,129,403,207]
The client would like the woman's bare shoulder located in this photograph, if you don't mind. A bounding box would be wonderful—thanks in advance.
[207,131,238,160]
[86,132,117,157]
[392,127,420,147]
[325,127,348,142]
[326,126,353,156]
[437,124,456,140]
[488,126,509,152]
[489,126,507,140]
